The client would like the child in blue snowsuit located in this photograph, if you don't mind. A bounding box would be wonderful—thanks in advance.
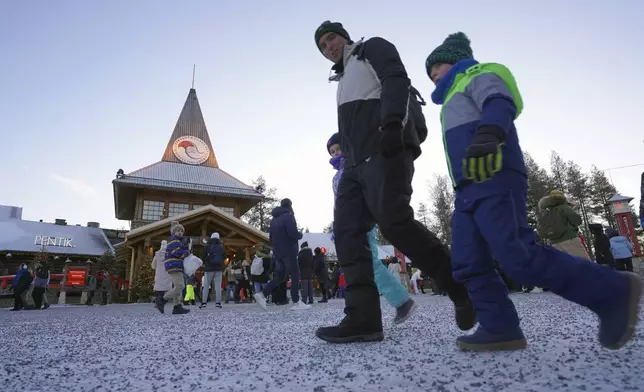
[327,133,416,324]
[155,221,191,315]
[425,32,642,351]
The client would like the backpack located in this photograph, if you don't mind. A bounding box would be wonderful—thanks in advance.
[232,266,244,280]
[537,207,569,240]
[409,86,428,144]
[37,265,49,280]
[250,257,264,276]
[354,43,428,145]
[205,243,224,267]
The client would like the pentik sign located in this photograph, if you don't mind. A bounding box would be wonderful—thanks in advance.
[34,236,75,248]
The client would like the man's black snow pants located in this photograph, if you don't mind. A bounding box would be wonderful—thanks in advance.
[334,151,469,329]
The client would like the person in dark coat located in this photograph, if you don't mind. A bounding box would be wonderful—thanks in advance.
[11,264,32,311]
[255,199,309,310]
[589,224,615,267]
[200,232,226,309]
[313,247,329,303]
[331,264,341,298]
[298,242,315,305]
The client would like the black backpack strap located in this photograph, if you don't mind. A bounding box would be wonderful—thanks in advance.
[354,42,366,60]
[410,86,426,106]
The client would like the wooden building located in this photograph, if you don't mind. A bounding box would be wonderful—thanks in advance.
[112,88,268,300]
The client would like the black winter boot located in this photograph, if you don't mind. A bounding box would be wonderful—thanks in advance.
[316,317,384,343]
[172,305,190,315]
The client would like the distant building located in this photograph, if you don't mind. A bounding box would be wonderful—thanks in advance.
[111,88,269,300]
[0,206,114,275]
[298,232,409,263]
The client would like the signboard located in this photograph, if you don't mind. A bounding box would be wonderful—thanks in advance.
[66,269,87,287]
[34,236,75,248]
[172,135,210,165]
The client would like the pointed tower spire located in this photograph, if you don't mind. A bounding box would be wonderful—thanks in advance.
[161,88,219,168]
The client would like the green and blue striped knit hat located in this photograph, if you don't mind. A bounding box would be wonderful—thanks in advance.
[425,32,474,71]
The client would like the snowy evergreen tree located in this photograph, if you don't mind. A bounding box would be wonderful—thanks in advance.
[565,161,593,257]
[243,176,279,232]
[132,252,154,302]
[524,152,552,228]
[588,165,618,228]
[33,244,49,267]
[550,152,568,193]
[416,202,430,228]
[322,222,333,233]
[428,174,454,246]
[96,250,116,275]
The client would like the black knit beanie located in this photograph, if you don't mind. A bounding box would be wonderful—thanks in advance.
[315,21,351,51]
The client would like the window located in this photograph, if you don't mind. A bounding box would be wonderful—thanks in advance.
[142,200,164,221]
[192,204,205,210]
[216,206,235,217]
[168,203,190,217]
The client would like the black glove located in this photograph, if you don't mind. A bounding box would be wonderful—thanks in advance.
[379,124,404,158]
[462,126,505,183]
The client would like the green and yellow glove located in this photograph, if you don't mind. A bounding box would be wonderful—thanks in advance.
[462,126,505,183]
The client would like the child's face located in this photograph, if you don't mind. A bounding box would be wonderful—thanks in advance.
[430,63,452,85]
[176,229,184,237]
[329,143,342,158]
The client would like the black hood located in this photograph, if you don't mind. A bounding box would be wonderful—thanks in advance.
[271,206,292,217]
[207,238,221,245]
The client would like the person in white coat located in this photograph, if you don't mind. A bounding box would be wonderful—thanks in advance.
[387,258,402,284]
[152,240,172,301]
[411,268,422,295]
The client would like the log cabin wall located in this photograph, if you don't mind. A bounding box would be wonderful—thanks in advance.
[130,189,244,230]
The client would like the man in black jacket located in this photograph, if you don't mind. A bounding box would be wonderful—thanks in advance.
[200,232,226,309]
[314,21,475,343]
[313,247,329,303]
[298,242,315,304]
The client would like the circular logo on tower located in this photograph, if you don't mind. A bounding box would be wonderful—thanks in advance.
[172,136,210,165]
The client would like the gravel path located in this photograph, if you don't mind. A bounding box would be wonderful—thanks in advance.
[1,293,642,392]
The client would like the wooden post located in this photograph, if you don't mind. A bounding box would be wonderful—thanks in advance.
[245,248,250,261]
[201,221,208,239]
[127,245,138,303]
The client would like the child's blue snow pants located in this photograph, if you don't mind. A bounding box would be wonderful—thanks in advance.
[451,170,627,333]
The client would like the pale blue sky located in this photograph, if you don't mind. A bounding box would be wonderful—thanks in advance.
[1,0,643,231]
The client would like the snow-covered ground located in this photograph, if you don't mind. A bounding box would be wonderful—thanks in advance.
[1,293,643,392]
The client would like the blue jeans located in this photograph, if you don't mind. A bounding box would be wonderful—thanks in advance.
[262,256,300,303]
[369,227,409,308]
[253,282,266,295]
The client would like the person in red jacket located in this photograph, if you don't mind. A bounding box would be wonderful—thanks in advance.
[338,270,346,298]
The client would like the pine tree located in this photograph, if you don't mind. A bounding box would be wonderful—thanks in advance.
[550,152,568,193]
[428,174,455,245]
[33,244,49,266]
[243,176,279,232]
[416,202,430,228]
[132,252,155,302]
[565,161,594,258]
[524,152,552,228]
[322,222,333,233]
[96,250,116,275]
[588,165,618,228]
